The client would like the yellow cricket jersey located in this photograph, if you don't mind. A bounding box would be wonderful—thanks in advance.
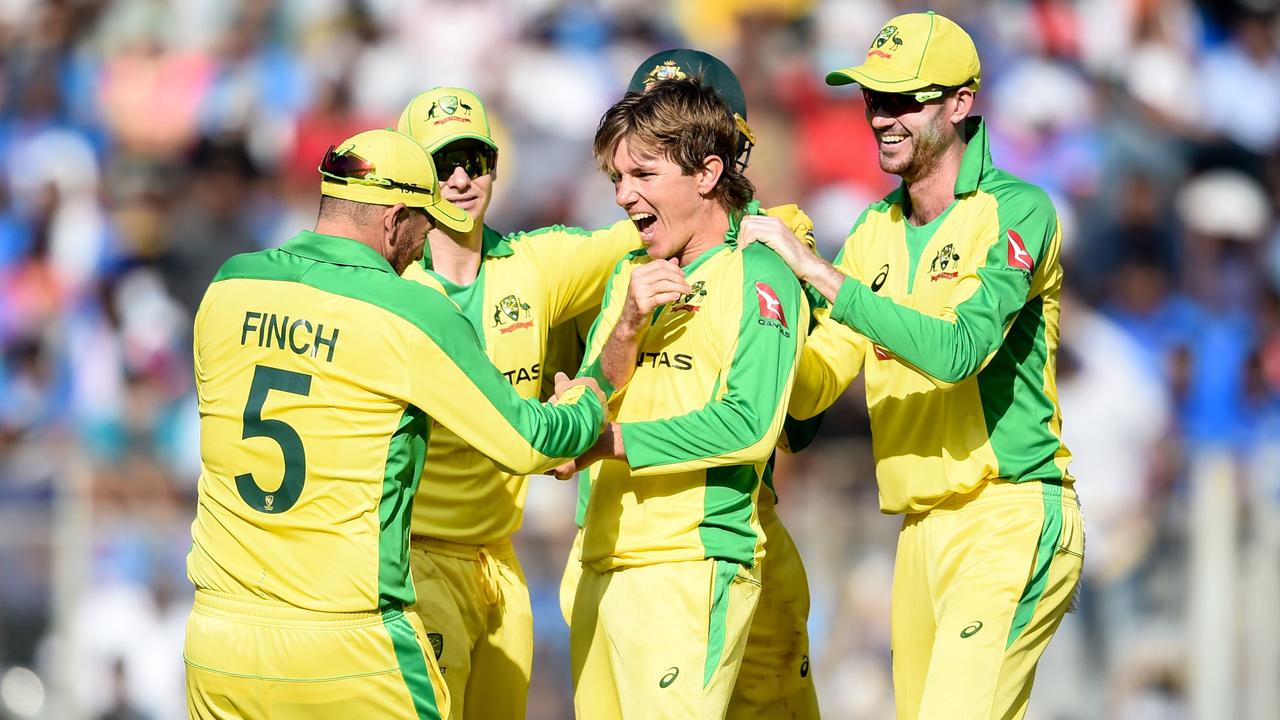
[791,117,1073,514]
[577,203,808,570]
[401,221,638,544]
[187,231,604,613]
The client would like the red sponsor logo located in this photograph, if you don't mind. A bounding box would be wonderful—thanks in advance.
[873,345,892,361]
[1007,230,1034,272]
[498,321,533,334]
[755,283,787,328]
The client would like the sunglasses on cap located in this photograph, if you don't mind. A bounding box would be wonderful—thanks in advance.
[861,85,965,116]
[320,145,435,196]
[434,146,497,180]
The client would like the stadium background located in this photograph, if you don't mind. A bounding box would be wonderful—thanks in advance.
[0,0,1278,717]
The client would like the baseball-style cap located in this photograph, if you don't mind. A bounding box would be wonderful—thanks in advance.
[627,49,756,168]
[319,128,473,233]
[397,87,498,153]
[826,11,981,93]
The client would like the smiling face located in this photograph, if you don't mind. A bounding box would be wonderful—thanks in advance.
[610,135,709,260]
[865,88,970,182]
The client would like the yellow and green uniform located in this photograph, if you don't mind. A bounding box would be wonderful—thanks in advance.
[570,204,808,719]
[792,117,1083,720]
[184,230,603,720]
[559,204,824,719]
[398,220,637,720]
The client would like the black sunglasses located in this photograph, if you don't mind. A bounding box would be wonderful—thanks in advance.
[434,146,497,180]
[862,86,963,116]
[319,145,434,196]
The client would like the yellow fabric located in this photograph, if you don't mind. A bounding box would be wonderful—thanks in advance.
[728,493,820,719]
[890,481,1083,720]
[401,220,638,545]
[570,559,761,719]
[398,86,498,153]
[184,591,448,720]
[407,538,532,720]
[825,11,981,92]
[189,273,596,612]
[812,187,1070,514]
[578,244,806,569]
[559,526,585,627]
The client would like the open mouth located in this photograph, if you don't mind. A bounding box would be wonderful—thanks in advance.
[630,212,657,241]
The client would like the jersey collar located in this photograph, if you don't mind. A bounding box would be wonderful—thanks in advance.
[280,230,396,274]
[418,224,514,270]
[725,199,763,247]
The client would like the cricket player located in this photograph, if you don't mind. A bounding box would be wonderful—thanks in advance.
[565,78,808,719]
[738,12,1084,719]
[183,128,605,720]
[556,49,823,720]
[392,87,640,719]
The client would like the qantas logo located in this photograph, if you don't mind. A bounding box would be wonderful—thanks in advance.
[873,345,892,361]
[1007,230,1034,272]
[755,283,787,328]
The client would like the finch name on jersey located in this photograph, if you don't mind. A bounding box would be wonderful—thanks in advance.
[240,311,341,363]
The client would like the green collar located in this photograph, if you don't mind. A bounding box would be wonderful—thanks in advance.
[725,199,763,247]
[280,230,396,274]
[885,116,993,208]
[419,224,514,270]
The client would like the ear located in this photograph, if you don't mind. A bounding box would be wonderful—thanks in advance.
[946,88,975,124]
[695,154,725,197]
[382,203,407,232]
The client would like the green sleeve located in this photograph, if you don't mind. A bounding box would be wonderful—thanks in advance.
[621,246,804,474]
[829,191,1057,384]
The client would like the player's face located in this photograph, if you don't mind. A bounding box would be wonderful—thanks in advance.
[388,207,432,274]
[865,89,958,182]
[435,142,496,223]
[610,135,702,260]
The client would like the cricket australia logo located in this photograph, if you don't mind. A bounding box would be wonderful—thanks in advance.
[929,243,960,282]
[645,60,688,87]
[427,94,474,125]
[492,294,534,334]
[672,280,707,313]
[868,25,904,59]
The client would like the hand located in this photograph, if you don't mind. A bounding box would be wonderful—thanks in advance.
[738,215,824,282]
[552,372,606,409]
[552,458,578,480]
[620,259,691,329]
[552,422,623,480]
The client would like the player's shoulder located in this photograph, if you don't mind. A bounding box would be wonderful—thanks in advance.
[740,241,802,291]
[979,167,1056,221]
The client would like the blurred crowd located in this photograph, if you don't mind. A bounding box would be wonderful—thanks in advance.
[1,0,1279,718]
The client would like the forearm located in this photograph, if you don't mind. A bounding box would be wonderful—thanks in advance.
[598,317,644,392]
[796,258,848,305]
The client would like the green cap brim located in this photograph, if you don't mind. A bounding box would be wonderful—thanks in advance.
[825,65,932,92]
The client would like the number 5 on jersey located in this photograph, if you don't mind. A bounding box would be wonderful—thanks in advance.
[235,364,312,513]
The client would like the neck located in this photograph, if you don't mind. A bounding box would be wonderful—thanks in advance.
[903,139,966,226]
[426,221,486,285]
[675,203,731,267]
[314,217,386,260]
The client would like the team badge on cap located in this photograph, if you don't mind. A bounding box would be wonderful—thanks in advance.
[645,59,688,86]
[869,25,904,59]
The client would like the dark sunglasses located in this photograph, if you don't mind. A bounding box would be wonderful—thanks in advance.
[862,86,962,116]
[319,145,434,196]
[434,147,497,179]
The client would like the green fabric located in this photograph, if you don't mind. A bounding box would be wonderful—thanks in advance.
[698,464,760,565]
[377,406,429,608]
[215,232,603,461]
[419,224,513,268]
[385,611,442,720]
[903,201,957,294]
[1006,482,1063,649]
[621,243,802,468]
[703,560,740,687]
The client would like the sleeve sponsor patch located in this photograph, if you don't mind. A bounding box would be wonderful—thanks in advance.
[755,282,788,328]
[1007,229,1034,272]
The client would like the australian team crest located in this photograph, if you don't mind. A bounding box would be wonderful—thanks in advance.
[427,94,474,123]
[493,294,534,334]
[646,59,688,85]
[868,25,904,58]
[672,280,707,313]
[929,243,960,281]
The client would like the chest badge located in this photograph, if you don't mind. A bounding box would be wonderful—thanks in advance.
[929,244,960,282]
[672,280,708,313]
[493,294,534,334]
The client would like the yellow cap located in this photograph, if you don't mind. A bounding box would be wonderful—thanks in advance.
[396,87,498,153]
[826,11,981,93]
[319,128,472,233]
